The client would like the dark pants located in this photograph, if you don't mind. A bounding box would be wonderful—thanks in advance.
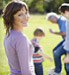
[53,40,69,75]
[34,63,43,75]
[65,63,69,75]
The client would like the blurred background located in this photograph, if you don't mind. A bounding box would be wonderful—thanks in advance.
[0,0,69,75]
[0,0,69,15]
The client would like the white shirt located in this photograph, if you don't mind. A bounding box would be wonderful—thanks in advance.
[64,19,69,52]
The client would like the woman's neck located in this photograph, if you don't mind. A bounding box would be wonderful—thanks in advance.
[13,25,23,32]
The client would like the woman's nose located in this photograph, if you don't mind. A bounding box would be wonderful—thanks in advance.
[27,13,30,19]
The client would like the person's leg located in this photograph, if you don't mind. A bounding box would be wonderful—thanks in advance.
[64,52,69,75]
[61,49,69,75]
[53,40,65,52]
[66,63,69,75]
[34,63,43,75]
[53,46,66,73]
[53,40,65,73]
[65,63,69,75]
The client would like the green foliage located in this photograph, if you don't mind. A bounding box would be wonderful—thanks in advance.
[28,0,68,13]
[0,0,3,6]
[36,1,44,12]
[0,0,69,13]
[29,0,45,13]
[44,0,65,13]
[53,0,65,13]
[0,0,9,7]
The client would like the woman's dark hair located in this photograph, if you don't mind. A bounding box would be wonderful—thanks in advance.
[3,0,28,36]
[58,3,69,13]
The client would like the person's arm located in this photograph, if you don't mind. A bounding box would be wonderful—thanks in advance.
[35,46,40,52]
[16,35,35,75]
[63,53,69,63]
[49,29,66,36]
[36,50,52,61]
[49,19,66,36]
[63,19,69,63]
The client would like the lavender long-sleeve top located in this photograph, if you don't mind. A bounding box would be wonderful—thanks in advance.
[4,29,36,75]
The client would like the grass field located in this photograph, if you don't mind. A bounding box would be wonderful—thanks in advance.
[0,14,66,75]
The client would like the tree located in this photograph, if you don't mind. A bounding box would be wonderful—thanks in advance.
[44,0,65,13]
[0,0,68,14]
[29,0,44,13]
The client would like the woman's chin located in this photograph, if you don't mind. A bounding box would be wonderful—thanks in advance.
[22,23,28,27]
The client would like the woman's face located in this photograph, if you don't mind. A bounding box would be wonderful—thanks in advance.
[13,7,29,27]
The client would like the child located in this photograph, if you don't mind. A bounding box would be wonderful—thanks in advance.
[31,27,52,75]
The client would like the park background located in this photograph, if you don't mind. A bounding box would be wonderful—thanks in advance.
[0,0,69,75]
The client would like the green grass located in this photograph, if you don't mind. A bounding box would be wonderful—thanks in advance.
[0,14,66,75]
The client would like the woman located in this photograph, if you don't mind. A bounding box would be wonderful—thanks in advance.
[3,0,36,75]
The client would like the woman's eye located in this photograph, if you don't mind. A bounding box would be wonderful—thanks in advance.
[18,14,23,16]
[25,12,28,14]
[25,12,27,14]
